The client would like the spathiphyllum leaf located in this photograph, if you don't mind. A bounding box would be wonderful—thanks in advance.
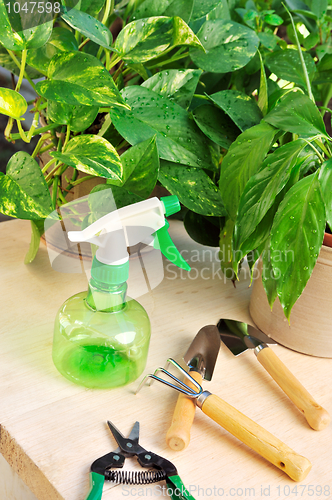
[270,172,325,320]
[234,140,306,250]
[319,158,332,231]
[219,122,277,220]
[264,91,327,137]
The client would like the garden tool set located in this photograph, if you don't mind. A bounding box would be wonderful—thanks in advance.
[85,421,195,500]
[137,335,311,482]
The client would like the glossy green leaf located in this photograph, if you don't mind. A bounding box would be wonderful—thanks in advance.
[209,90,262,131]
[306,0,328,18]
[270,172,325,320]
[36,51,128,108]
[258,32,278,50]
[24,220,45,264]
[81,0,106,16]
[27,27,79,75]
[158,160,226,216]
[141,69,202,109]
[262,238,278,308]
[219,217,236,280]
[258,51,268,116]
[319,159,332,231]
[264,92,327,137]
[51,135,123,180]
[47,101,99,132]
[114,16,203,63]
[190,20,259,73]
[0,152,52,219]
[191,0,227,20]
[0,87,27,119]
[0,1,53,50]
[184,210,220,246]
[265,49,316,86]
[110,86,217,169]
[188,0,230,32]
[219,122,277,220]
[62,10,113,50]
[130,0,194,23]
[264,13,283,25]
[113,135,159,197]
[234,140,306,250]
[192,104,239,149]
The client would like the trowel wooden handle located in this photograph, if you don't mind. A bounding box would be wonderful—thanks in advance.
[256,347,330,431]
[166,371,202,451]
[201,393,311,482]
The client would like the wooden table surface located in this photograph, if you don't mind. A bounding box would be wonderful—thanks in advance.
[1,219,332,500]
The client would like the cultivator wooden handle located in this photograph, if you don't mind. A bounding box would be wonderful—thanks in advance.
[199,392,312,482]
[166,371,203,451]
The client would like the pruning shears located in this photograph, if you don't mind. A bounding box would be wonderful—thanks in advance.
[85,421,195,500]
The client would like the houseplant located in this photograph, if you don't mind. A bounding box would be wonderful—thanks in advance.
[0,0,332,329]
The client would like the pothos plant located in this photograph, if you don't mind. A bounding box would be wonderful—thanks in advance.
[0,0,331,320]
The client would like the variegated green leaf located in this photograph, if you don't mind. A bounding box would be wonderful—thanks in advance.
[51,135,123,181]
[0,87,27,119]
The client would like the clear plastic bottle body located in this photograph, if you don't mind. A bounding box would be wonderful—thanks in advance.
[52,280,151,389]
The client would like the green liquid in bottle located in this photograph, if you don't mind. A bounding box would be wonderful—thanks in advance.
[52,283,151,389]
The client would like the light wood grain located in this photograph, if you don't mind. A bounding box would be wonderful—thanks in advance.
[0,219,331,500]
[166,371,202,451]
[201,393,311,481]
[257,347,330,431]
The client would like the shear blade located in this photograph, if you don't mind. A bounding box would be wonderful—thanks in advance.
[107,421,140,448]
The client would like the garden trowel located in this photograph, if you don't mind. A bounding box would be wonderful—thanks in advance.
[166,325,220,452]
[218,318,330,431]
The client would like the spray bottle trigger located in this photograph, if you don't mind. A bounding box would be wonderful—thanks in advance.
[153,221,191,271]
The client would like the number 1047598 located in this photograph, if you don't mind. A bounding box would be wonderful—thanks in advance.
[5,2,61,14]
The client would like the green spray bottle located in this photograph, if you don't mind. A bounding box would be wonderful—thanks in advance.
[52,195,190,389]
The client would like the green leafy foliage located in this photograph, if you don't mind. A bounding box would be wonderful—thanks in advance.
[264,92,327,136]
[270,172,325,320]
[47,101,99,132]
[265,49,316,87]
[142,69,202,109]
[61,10,113,50]
[114,135,160,197]
[109,86,217,169]
[208,90,262,131]
[114,16,203,63]
[189,20,260,73]
[184,211,220,247]
[0,87,27,119]
[0,0,53,50]
[192,104,239,149]
[36,52,128,107]
[219,122,277,220]
[319,159,332,231]
[0,153,52,219]
[51,135,123,180]
[158,160,226,216]
[130,0,194,23]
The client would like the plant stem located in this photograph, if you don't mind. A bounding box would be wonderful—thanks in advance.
[10,122,59,140]
[27,112,39,142]
[314,139,332,159]
[6,50,37,92]
[42,158,57,174]
[16,120,30,143]
[78,38,91,50]
[303,139,325,163]
[52,176,60,210]
[62,125,71,151]
[32,133,52,158]
[70,175,95,186]
[4,117,14,141]
[15,48,27,92]
[101,0,113,25]
[283,4,314,102]
[148,50,189,69]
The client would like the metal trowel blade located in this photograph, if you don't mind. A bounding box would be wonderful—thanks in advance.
[183,325,220,381]
[217,318,276,357]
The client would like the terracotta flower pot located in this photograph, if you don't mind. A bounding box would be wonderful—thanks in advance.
[249,234,332,358]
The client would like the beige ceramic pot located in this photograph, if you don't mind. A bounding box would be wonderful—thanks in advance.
[250,235,332,358]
